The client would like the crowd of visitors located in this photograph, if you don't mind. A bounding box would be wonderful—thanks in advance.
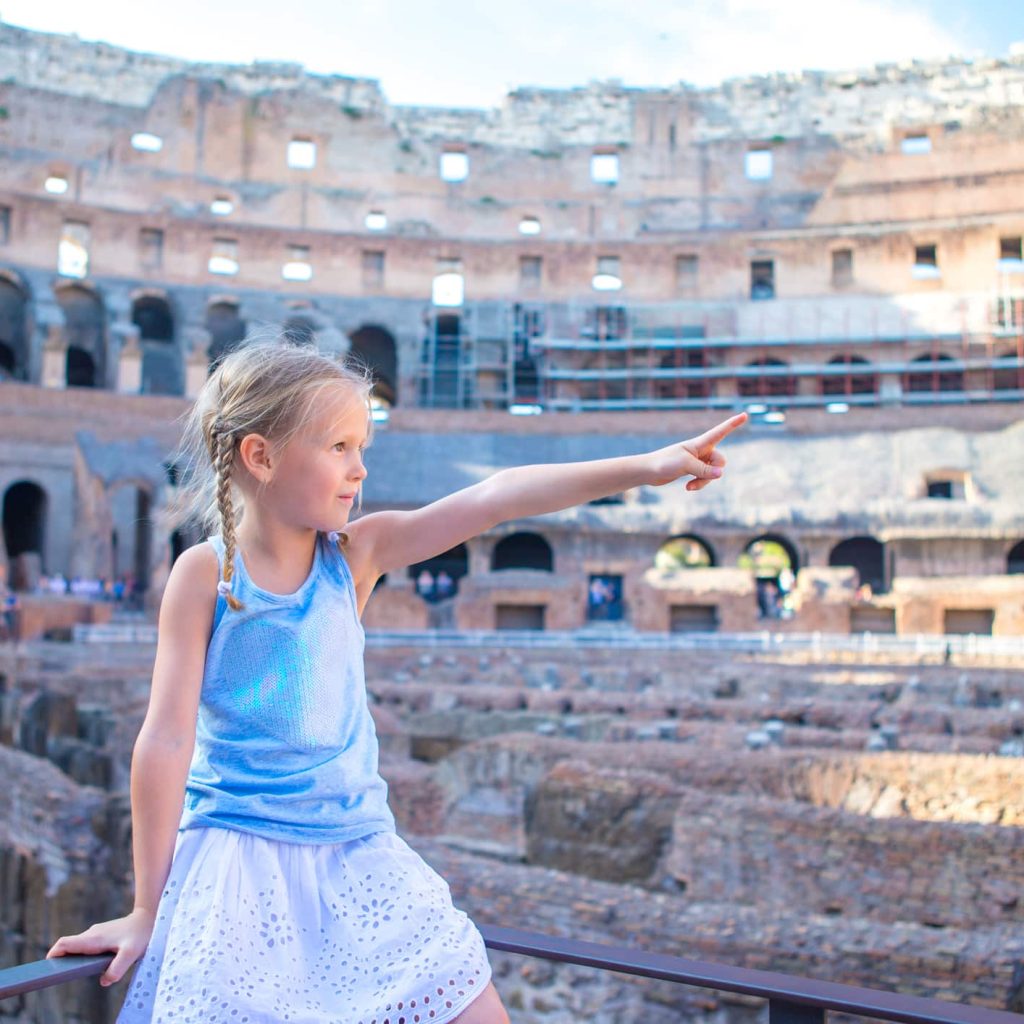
[415,568,455,602]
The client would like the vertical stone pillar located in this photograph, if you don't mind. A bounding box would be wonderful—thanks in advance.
[466,535,491,578]
[41,325,67,389]
[116,325,143,394]
[184,327,212,399]
[878,373,903,404]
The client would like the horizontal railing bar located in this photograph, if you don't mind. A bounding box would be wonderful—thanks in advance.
[0,954,111,1000]
[479,925,1023,1024]
[2,930,1020,1024]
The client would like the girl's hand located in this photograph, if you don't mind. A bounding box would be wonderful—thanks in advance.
[648,412,748,490]
[46,908,156,988]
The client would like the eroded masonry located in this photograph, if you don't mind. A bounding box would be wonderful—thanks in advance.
[0,22,1022,635]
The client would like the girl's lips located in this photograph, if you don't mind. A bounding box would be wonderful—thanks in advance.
[339,495,355,502]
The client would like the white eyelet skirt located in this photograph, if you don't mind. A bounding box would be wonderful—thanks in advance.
[116,826,492,1024]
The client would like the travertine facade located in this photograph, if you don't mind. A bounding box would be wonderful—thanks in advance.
[0,22,1021,636]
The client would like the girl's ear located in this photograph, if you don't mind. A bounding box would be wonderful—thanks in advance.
[238,433,274,482]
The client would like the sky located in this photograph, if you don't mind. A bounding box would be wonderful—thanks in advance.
[2,0,1023,108]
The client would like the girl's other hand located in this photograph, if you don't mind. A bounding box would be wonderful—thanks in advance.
[648,412,748,490]
[46,907,156,987]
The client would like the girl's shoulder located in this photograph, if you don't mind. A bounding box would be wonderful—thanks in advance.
[165,544,222,606]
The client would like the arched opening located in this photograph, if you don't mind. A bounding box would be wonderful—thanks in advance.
[132,295,180,396]
[57,284,106,389]
[905,352,963,393]
[282,316,316,347]
[738,358,797,398]
[408,543,468,603]
[829,536,886,594]
[348,325,398,408]
[110,483,153,601]
[491,532,554,572]
[821,354,877,396]
[2,480,47,590]
[993,345,1024,392]
[655,534,716,570]
[205,301,247,370]
[0,276,29,381]
[132,296,173,342]
[66,346,96,388]
[1008,540,1024,575]
[740,534,799,621]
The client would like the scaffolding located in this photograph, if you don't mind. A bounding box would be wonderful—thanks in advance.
[414,292,1024,412]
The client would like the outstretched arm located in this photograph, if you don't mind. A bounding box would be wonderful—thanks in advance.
[354,413,747,576]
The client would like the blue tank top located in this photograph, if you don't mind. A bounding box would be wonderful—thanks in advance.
[178,531,397,844]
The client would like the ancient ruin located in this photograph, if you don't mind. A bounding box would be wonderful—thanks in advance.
[0,19,1022,1023]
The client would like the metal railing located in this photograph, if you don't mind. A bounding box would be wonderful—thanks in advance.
[362,629,1024,658]
[68,623,1024,659]
[2,925,1021,1024]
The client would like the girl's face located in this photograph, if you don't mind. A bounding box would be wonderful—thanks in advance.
[261,390,370,534]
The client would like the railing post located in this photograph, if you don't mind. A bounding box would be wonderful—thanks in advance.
[770,998,827,1024]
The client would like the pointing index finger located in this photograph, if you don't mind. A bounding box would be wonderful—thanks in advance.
[694,412,748,449]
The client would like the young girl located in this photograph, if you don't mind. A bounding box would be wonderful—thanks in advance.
[45,339,746,1023]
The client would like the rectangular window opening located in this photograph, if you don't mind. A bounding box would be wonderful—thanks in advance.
[591,152,619,184]
[519,255,542,289]
[139,227,164,270]
[440,150,469,182]
[998,236,1024,273]
[209,237,239,276]
[58,220,90,278]
[282,245,312,282]
[832,248,853,287]
[901,133,932,155]
[745,149,773,180]
[675,254,698,294]
[751,259,775,300]
[0,206,11,245]
[287,138,317,170]
[913,244,940,279]
[593,255,622,291]
[495,604,545,631]
[362,250,385,288]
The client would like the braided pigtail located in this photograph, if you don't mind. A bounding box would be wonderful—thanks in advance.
[214,429,245,612]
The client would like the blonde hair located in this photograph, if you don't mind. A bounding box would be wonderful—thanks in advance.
[173,336,375,611]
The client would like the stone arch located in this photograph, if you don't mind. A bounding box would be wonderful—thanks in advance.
[2,479,47,589]
[655,534,716,570]
[132,293,181,395]
[348,325,398,407]
[0,273,29,381]
[108,480,154,594]
[407,543,468,602]
[905,352,963,393]
[740,534,799,576]
[738,357,796,398]
[821,354,877,396]
[741,533,799,620]
[1008,540,1024,575]
[205,299,247,370]
[282,315,317,347]
[56,282,106,388]
[491,532,554,572]
[829,535,886,593]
